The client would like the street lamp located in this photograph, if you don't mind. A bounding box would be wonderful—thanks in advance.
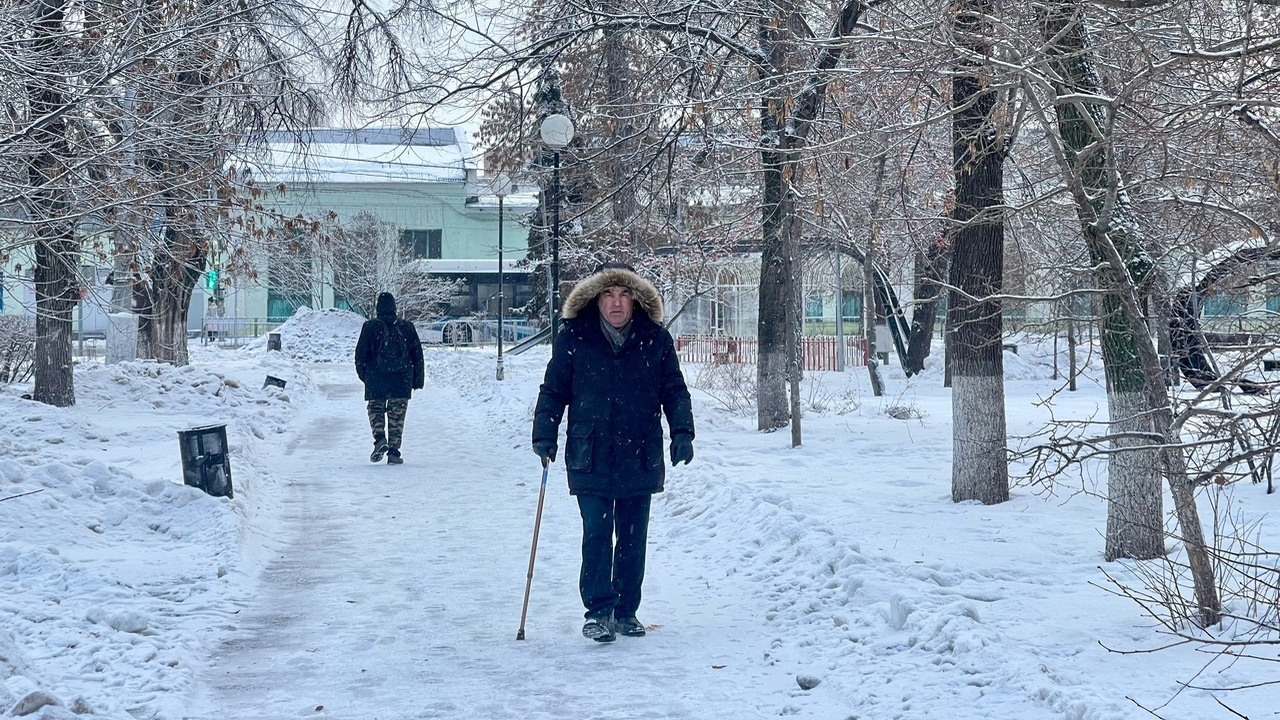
[493,173,512,381]
[540,113,575,342]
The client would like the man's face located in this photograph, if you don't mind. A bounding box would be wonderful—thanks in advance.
[598,285,635,329]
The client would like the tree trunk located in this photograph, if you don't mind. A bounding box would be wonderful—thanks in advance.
[1104,390,1165,560]
[1067,316,1078,391]
[785,179,803,446]
[863,242,883,397]
[949,0,1008,504]
[28,0,77,407]
[32,232,77,407]
[864,150,888,396]
[131,275,154,360]
[603,19,637,237]
[904,234,947,376]
[755,4,795,431]
[1038,1,1219,623]
[1040,1,1162,559]
[754,0,870,432]
[757,127,792,430]
[151,207,205,366]
[1089,224,1222,626]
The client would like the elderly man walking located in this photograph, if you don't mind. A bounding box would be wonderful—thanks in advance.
[532,262,695,643]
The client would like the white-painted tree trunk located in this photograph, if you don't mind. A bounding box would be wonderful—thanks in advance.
[1104,390,1165,561]
[952,375,1009,505]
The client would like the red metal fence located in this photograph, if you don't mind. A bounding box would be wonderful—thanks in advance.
[676,335,867,371]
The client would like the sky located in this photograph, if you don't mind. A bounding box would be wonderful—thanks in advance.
[0,307,1277,719]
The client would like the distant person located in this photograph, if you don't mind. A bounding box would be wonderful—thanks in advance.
[355,292,424,465]
[532,262,695,643]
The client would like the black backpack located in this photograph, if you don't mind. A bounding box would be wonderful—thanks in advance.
[375,322,412,373]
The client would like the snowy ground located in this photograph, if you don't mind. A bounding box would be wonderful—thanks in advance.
[1,308,1276,719]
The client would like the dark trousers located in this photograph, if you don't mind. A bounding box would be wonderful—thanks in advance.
[576,494,652,620]
[366,398,408,449]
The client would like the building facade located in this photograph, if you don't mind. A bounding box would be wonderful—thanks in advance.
[226,126,538,325]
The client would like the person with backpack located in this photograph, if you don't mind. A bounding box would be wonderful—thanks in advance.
[355,292,425,465]
[532,262,695,643]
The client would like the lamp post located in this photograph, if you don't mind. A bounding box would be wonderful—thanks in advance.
[493,173,512,381]
[539,113,575,343]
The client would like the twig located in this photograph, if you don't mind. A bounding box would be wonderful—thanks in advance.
[0,488,45,503]
[1215,696,1250,719]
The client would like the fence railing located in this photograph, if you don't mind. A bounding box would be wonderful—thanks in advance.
[676,335,867,371]
[201,317,280,346]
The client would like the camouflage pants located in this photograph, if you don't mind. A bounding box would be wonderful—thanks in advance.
[367,398,409,450]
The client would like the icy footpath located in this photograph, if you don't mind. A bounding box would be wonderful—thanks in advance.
[182,350,782,719]
[0,349,318,719]
[182,345,1136,720]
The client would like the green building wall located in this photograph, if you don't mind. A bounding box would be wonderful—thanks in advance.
[236,180,534,322]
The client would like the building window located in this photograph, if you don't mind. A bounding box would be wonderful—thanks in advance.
[401,229,442,259]
[1202,292,1246,317]
[841,292,862,320]
[806,292,824,319]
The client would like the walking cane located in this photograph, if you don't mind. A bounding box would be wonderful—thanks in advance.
[517,458,550,640]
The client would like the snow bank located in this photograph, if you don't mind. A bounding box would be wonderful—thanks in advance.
[241,307,366,364]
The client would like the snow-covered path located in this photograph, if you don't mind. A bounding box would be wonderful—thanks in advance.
[169,344,1274,720]
[184,363,779,719]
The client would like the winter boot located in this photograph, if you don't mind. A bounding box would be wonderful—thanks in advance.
[582,614,615,643]
[370,443,388,463]
[613,615,646,637]
[386,448,404,465]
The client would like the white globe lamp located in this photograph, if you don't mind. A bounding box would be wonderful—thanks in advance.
[539,114,575,149]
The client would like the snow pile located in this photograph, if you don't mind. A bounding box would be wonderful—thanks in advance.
[241,307,365,364]
[0,355,316,719]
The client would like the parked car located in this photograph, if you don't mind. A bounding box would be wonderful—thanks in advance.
[420,317,539,345]
[421,318,480,345]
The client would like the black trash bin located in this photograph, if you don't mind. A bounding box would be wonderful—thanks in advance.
[177,424,234,498]
[267,332,282,351]
[263,375,287,389]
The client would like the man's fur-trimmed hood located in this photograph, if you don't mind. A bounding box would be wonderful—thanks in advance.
[562,267,663,324]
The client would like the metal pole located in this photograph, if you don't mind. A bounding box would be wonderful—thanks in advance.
[497,194,505,381]
[516,460,550,640]
[550,150,561,344]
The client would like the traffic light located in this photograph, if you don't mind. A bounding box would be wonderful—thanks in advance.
[205,269,218,292]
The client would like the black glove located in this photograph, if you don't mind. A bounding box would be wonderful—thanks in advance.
[669,435,694,466]
[532,440,557,465]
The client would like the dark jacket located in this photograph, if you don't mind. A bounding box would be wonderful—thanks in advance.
[533,267,695,498]
[355,293,425,401]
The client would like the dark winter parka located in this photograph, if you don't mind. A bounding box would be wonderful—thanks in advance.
[355,293,425,401]
[533,267,695,498]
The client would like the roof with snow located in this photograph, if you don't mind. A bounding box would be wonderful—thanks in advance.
[254,127,476,185]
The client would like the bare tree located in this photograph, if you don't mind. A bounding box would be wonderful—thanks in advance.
[4,0,328,388]
[948,0,1010,504]
[1007,0,1280,627]
[331,211,460,322]
[1035,1,1164,560]
[22,0,79,406]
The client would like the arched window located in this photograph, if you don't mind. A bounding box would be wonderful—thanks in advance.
[841,292,862,320]
[806,292,824,319]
